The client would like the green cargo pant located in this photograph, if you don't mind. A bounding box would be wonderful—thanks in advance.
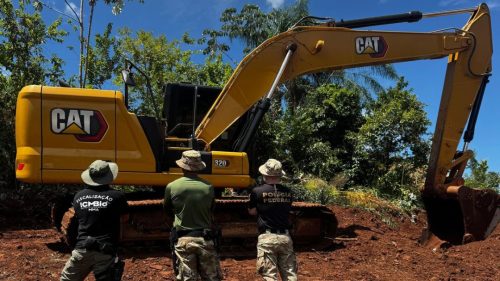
[60,248,114,281]
[256,232,297,281]
[174,236,222,281]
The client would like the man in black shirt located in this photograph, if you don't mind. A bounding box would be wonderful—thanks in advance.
[248,159,297,281]
[60,160,128,281]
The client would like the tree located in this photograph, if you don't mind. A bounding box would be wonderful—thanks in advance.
[33,0,142,87]
[351,77,430,196]
[82,0,144,88]
[219,0,309,54]
[212,1,399,182]
[258,84,364,180]
[215,0,397,106]
[85,23,119,88]
[464,155,500,191]
[0,0,66,187]
[114,29,232,116]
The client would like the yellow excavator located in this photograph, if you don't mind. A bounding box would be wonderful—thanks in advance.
[15,3,498,248]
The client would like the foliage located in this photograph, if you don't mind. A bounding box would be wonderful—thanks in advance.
[351,77,430,196]
[259,84,364,180]
[32,0,143,87]
[0,0,66,188]
[259,76,430,208]
[220,0,309,53]
[464,155,500,191]
[199,29,231,62]
[302,178,336,205]
[216,0,397,105]
[113,29,233,116]
[375,162,425,206]
[287,176,414,228]
[85,23,120,88]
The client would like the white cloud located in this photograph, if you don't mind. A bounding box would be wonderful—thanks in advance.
[266,0,285,9]
[64,1,80,16]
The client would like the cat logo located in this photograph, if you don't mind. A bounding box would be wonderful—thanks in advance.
[355,36,388,58]
[51,108,108,142]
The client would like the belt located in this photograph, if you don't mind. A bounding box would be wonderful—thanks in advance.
[76,236,116,255]
[261,228,289,235]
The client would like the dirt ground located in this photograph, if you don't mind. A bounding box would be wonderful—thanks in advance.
[0,205,498,281]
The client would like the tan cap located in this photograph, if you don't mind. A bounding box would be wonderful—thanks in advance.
[176,150,206,172]
[258,158,286,177]
[81,160,118,186]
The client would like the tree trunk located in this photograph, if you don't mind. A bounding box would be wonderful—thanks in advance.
[83,0,96,88]
[78,0,84,87]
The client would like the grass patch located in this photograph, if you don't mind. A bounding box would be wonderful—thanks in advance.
[289,177,417,229]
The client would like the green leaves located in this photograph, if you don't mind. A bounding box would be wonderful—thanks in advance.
[464,155,500,191]
[351,77,430,195]
[220,1,309,53]
[85,23,119,88]
[46,18,67,43]
[256,74,431,202]
[113,29,232,116]
[0,0,67,187]
[256,84,364,181]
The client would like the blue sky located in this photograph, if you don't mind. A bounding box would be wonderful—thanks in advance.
[38,0,500,172]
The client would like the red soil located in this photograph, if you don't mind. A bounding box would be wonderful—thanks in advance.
[0,205,498,280]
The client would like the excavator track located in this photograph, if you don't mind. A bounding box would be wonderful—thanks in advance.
[57,198,338,252]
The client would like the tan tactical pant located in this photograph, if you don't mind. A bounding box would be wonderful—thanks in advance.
[174,236,222,281]
[60,248,114,281]
[256,232,297,281]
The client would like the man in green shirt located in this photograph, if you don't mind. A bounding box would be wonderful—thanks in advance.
[164,150,222,281]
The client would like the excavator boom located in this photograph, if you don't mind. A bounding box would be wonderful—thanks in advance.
[196,7,489,149]
[195,3,498,245]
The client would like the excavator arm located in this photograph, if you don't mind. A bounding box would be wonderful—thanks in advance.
[196,3,498,245]
[196,5,490,149]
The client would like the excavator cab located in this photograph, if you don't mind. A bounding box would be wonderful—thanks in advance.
[162,83,249,154]
[120,59,252,176]
[131,82,252,174]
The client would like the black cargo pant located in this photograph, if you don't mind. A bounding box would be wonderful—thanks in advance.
[60,248,114,281]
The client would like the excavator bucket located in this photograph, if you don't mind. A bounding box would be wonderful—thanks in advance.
[421,186,499,249]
